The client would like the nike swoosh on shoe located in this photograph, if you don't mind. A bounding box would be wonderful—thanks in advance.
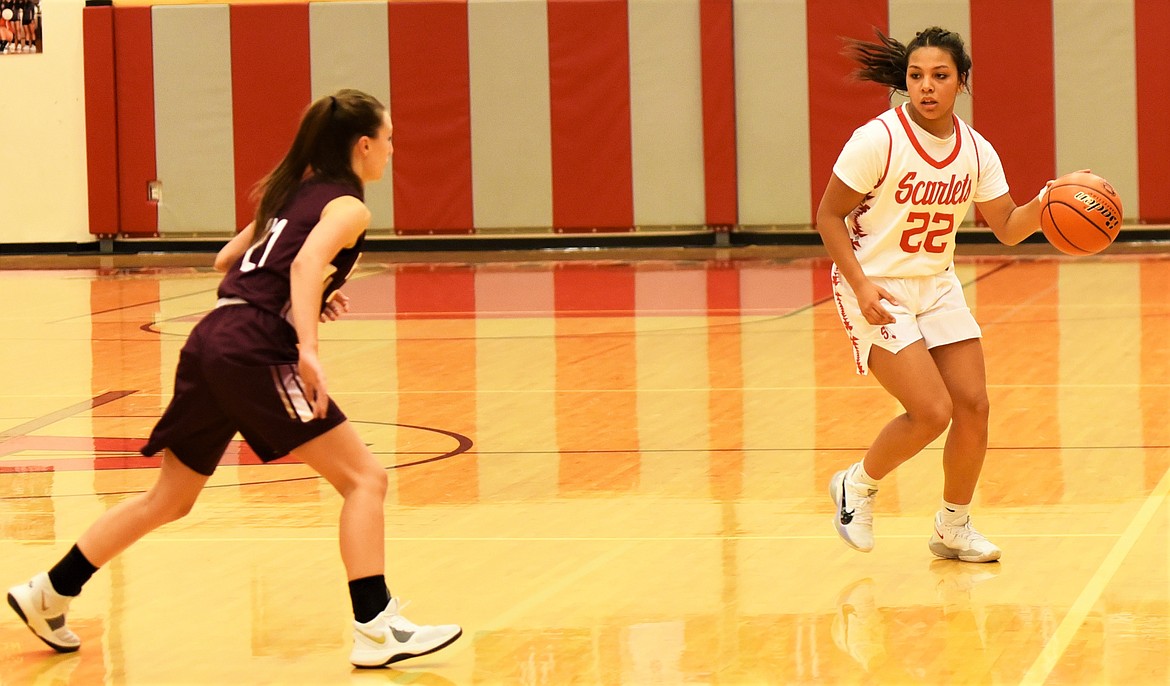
[356,627,388,646]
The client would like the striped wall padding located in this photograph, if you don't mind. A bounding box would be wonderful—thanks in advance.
[82,0,1170,238]
[82,5,118,236]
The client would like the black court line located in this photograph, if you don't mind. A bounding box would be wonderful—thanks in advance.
[51,289,219,324]
[137,265,396,337]
[0,420,473,501]
[133,257,1026,342]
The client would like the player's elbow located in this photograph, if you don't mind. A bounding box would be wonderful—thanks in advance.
[992,228,1024,247]
[290,252,326,284]
[212,252,234,272]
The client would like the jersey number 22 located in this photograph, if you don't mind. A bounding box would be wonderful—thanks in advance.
[899,212,954,254]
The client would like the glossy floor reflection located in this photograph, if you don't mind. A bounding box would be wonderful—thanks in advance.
[1,247,1168,684]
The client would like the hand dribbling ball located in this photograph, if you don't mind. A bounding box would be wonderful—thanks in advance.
[1040,172,1122,255]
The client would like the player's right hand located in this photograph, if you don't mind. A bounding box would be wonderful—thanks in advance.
[857,281,897,326]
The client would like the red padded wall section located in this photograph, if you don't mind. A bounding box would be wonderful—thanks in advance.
[970,1,1055,208]
[113,6,157,236]
[805,0,889,223]
[388,0,474,234]
[547,0,634,232]
[230,4,312,230]
[1135,0,1170,222]
[83,6,119,237]
[700,0,738,227]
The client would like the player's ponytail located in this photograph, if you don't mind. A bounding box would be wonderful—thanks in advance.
[844,28,909,90]
[845,26,971,93]
[249,89,385,248]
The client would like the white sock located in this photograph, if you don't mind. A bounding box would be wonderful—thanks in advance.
[940,500,970,525]
[850,461,880,487]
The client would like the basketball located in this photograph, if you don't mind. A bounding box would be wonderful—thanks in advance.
[1040,172,1123,255]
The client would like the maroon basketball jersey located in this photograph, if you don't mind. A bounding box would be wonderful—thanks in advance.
[218,178,365,319]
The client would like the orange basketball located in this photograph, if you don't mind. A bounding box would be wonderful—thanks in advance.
[1040,172,1123,255]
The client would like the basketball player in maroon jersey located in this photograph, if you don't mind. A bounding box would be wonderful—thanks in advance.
[8,89,461,668]
[818,28,1059,563]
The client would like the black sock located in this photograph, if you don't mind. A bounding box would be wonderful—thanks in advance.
[47,544,99,597]
[348,575,391,624]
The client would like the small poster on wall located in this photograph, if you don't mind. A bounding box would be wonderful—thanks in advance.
[1,1,41,54]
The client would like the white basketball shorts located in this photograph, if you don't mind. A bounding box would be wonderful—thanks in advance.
[830,265,981,375]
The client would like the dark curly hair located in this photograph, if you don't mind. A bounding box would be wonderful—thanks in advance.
[844,26,972,93]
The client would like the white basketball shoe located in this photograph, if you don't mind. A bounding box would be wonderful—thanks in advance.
[7,572,81,652]
[928,513,1002,563]
[350,598,462,668]
[830,465,879,552]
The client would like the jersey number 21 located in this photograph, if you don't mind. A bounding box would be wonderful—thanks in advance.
[239,219,289,272]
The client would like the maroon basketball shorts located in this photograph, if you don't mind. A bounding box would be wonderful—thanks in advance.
[141,303,347,476]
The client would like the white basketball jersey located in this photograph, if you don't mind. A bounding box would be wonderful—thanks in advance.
[832,104,1009,277]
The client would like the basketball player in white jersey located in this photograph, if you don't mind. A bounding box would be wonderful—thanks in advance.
[817,27,1055,562]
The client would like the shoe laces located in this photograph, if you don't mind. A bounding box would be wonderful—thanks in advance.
[385,599,420,632]
[844,480,877,524]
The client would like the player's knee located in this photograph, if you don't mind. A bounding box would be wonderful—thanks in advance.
[167,498,197,522]
[144,492,196,524]
[912,399,953,435]
[355,465,388,500]
[959,393,990,421]
[341,461,388,498]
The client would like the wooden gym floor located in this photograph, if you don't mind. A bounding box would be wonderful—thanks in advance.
[1,244,1168,685]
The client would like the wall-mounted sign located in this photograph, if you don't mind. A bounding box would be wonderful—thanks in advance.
[1,1,40,55]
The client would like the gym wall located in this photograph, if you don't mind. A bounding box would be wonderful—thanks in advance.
[3,0,1167,245]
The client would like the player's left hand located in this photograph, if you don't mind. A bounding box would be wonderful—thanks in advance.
[297,346,330,419]
[1038,168,1093,203]
[320,291,350,323]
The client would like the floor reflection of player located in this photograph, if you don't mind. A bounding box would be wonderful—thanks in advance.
[832,566,1000,680]
[831,578,888,673]
[931,560,999,679]
[931,558,1000,614]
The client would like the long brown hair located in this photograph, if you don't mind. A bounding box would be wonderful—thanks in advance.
[249,88,385,246]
